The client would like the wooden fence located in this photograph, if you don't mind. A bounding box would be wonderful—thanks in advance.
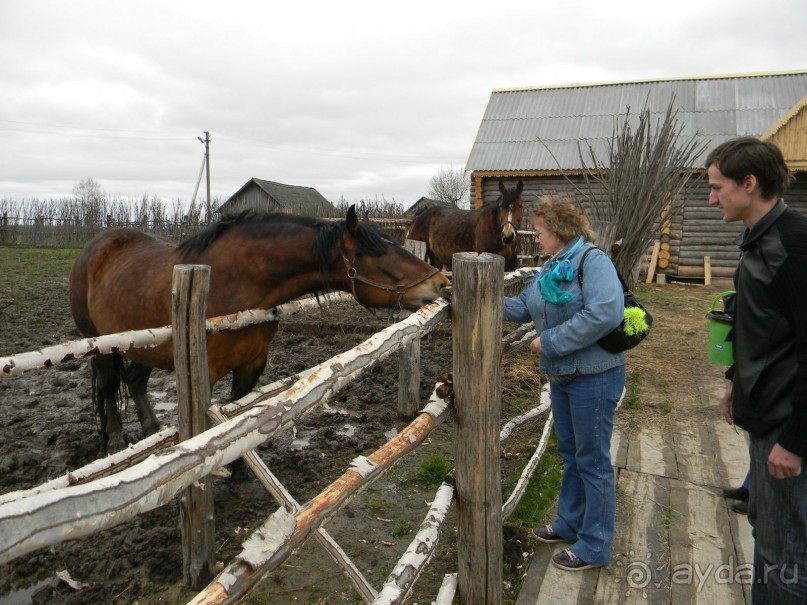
[0,255,550,604]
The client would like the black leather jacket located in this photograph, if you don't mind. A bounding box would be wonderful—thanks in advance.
[730,200,807,458]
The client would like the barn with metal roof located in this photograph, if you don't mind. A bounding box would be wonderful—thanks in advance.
[466,70,807,280]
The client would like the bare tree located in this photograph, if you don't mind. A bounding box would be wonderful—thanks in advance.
[428,166,470,208]
[539,98,708,286]
[72,177,106,226]
[578,99,708,285]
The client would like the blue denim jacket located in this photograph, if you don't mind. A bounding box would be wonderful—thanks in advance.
[504,238,626,376]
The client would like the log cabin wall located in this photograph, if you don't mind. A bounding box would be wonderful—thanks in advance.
[472,172,807,280]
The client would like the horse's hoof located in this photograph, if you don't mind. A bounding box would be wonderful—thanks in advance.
[142,422,161,438]
[107,437,127,455]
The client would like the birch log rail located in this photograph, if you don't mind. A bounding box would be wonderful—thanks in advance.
[0,262,552,604]
[0,299,449,565]
[0,292,352,376]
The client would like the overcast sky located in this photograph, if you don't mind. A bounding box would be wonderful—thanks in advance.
[2,0,805,207]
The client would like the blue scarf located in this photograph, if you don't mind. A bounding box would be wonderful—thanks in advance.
[538,238,585,305]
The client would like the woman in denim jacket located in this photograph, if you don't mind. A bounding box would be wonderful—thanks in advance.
[504,198,625,571]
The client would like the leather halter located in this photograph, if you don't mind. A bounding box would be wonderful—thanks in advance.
[498,204,519,242]
[340,249,441,309]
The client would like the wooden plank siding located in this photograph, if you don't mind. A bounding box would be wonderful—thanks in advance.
[472,172,807,281]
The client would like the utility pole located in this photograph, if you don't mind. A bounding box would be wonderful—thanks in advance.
[197,131,211,222]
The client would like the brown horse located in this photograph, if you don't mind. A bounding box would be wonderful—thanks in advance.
[69,206,449,454]
[406,180,524,271]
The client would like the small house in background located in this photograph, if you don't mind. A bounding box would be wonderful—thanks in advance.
[219,178,338,217]
[405,196,455,215]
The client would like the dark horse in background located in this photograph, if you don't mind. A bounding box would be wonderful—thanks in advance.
[69,206,449,454]
[406,180,524,271]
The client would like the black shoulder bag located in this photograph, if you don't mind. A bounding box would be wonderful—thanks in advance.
[578,247,653,353]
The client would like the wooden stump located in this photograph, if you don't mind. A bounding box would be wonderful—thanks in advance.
[172,265,216,588]
[451,252,504,604]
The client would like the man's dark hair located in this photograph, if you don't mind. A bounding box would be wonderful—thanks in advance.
[705,136,795,199]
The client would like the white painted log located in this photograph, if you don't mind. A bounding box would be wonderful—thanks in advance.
[502,325,537,355]
[503,266,537,288]
[0,299,449,565]
[0,292,351,376]
[499,401,550,442]
[220,300,449,418]
[373,483,455,605]
[433,573,458,605]
[207,405,379,603]
[187,390,452,605]
[0,427,178,506]
[502,410,554,519]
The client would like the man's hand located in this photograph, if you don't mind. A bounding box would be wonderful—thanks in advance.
[768,443,803,479]
[529,336,543,356]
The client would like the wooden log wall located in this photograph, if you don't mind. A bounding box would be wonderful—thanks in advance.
[473,172,807,280]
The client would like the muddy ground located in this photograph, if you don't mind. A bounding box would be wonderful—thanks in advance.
[0,247,731,605]
[1,250,548,605]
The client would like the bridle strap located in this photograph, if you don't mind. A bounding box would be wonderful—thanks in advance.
[340,251,440,307]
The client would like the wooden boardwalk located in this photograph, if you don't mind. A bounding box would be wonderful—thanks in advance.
[515,419,753,605]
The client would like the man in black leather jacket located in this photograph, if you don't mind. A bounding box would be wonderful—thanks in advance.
[707,136,806,604]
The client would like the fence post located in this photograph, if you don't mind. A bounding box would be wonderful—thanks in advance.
[397,239,428,418]
[172,264,216,588]
[451,252,504,603]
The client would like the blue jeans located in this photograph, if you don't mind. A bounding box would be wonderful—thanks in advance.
[748,424,807,604]
[549,364,625,566]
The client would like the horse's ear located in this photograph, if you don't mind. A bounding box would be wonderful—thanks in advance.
[517,180,524,193]
[498,180,506,195]
[346,205,359,235]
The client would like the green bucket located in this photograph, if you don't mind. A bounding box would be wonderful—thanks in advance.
[706,290,735,366]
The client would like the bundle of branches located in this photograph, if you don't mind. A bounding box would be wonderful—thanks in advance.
[578,97,709,286]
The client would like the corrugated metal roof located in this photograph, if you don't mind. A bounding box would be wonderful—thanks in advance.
[466,71,807,172]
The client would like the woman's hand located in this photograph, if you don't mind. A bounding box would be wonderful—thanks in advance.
[529,336,543,356]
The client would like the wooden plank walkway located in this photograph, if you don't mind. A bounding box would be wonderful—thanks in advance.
[515,419,754,605]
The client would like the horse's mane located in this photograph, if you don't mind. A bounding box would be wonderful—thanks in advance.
[177,210,392,271]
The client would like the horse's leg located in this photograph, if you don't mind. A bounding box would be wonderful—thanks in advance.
[504,250,518,272]
[92,353,126,455]
[123,361,160,438]
[228,323,277,401]
[223,325,275,481]
[425,247,441,270]
[231,350,270,400]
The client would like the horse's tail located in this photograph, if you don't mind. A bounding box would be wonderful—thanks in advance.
[90,354,128,427]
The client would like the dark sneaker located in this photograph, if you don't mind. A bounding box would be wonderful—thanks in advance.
[732,500,748,515]
[722,486,749,501]
[531,524,570,544]
[552,548,596,571]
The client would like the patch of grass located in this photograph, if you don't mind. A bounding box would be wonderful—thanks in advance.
[506,436,563,529]
[411,453,452,488]
[625,371,643,410]
[364,494,394,512]
[662,506,673,528]
[393,519,412,539]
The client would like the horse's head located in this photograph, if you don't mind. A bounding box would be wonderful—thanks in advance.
[335,206,449,310]
[496,180,524,245]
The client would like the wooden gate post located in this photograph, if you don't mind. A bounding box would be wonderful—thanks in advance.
[451,252,504,604]
[172,265,216,588]
[397,239,428,418]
